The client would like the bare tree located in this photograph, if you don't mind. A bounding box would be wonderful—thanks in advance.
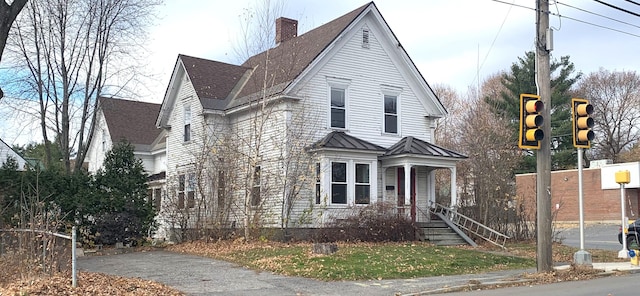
[0,0,27,99]
[576,69,640,162]
[5,0,159,173]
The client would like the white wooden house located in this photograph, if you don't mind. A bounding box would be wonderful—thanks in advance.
[0,137,28,170]
[154,2,466,238]
[85,97,167,230]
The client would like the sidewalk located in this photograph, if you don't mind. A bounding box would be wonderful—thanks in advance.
[401,261,640,296]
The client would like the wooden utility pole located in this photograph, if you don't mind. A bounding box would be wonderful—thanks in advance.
[536,0,553,272]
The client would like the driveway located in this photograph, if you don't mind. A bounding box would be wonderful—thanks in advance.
[78,250,531,296]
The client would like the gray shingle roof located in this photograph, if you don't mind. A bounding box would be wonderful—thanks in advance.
[384,137,467,159]
[310,131,386,152]
[99,97,161,147]
[178,2,371,111]
[235,3,370,101]
[179,55,251,110]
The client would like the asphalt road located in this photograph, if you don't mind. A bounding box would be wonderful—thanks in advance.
[557,223,622,251]
[443,272,640,296]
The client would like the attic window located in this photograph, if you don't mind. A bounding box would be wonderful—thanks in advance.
[362,28,370,48]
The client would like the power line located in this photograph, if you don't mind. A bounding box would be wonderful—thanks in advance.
[491,0,640,38]
[625,0,640,7]
[558,1,640,30]
[593,0,640,18]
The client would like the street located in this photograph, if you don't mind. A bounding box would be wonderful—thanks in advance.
[558,223,622,251]
[444,272,640,296]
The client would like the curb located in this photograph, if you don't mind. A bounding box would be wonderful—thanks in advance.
[399,267,640,296]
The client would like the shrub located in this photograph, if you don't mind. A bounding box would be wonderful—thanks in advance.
[314,202,417,242]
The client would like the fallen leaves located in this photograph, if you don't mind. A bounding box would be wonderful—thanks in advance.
[0,272,184,296]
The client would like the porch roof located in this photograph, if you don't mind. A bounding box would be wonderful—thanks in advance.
[383,136,467,159]
[309,131,386,152]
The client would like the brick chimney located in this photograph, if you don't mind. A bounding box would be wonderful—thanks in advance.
[275,17,298,44]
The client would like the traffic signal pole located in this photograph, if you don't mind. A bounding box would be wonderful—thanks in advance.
[536,0,553,272]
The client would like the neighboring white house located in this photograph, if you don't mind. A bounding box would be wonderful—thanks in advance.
[85,97,167,229]
[153,2,466,238]
[0,137,28,170]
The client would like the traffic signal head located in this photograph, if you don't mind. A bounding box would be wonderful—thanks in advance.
[519,94,544,149]
[572,98,594,148]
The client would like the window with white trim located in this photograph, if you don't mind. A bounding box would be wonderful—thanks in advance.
[183,104,191,142]
[251,165,261,207]
[330,87,346,128]
[384,94,398,134]
[178,174,185,209]
[315,163,321,204]
[187,173,196,208]
[355,163,370,204]
[331,162,347,204]
[153,188,162,212]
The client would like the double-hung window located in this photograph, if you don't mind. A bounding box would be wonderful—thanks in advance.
[178,174,186,209]
[183,105,191,142]
[331,162,347,204]
[251,165,261,207]
[186,173,196,208]
[355,163,370,204]
[384,95,398,134]
[330,87,346,128]
[315,163,321,204]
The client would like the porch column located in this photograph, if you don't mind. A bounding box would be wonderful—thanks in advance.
[381,167,387,203]
[450,167,457,210]
[404,163,411,206]
[428,169,436,207]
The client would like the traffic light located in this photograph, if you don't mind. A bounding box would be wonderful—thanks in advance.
[519,94,544,149]
[572,98,594,148]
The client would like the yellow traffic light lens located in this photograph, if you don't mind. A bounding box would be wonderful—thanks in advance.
[525,100,544,113]
[525,129,544,141]
[525,114,543,128]
[576,103,593,116]
[577,130,594,142]
[577,117,594,129]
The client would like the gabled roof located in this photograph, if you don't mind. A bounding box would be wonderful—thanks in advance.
[179,55,251,109]
[310,131,386,152]
[234,3,369,101]
[99,97,162,147]
[159,1,446,122]
[384,137,467,159]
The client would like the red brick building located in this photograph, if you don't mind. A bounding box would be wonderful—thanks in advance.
[516,163,640,223]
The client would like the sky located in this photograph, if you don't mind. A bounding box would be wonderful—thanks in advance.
[2,0,640,146]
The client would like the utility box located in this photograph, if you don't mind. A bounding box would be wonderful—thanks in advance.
[602,162,639,189]
[616,170,631,184]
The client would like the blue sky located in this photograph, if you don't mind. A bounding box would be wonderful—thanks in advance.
[2,0,639,145]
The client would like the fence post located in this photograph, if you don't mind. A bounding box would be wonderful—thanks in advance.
[72,226,77,288]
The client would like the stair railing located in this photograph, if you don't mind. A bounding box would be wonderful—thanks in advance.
[428,202,509,248]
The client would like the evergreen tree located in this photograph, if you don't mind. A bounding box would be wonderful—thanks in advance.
[485,51,581,172]
[93,140,153,245]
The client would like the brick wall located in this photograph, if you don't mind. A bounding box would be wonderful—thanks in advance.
[516,168,640,223]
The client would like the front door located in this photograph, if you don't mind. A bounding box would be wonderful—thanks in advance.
[397,167,416,222]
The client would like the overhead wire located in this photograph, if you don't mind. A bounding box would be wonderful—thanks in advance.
[557,1,640,30]
[625,0,640,7]
[593,0,640,18]
[470,0,514,90]
[491,0,640,38]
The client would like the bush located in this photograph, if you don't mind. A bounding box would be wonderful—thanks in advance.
[93,211,144,246]
[313,203,417,242]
